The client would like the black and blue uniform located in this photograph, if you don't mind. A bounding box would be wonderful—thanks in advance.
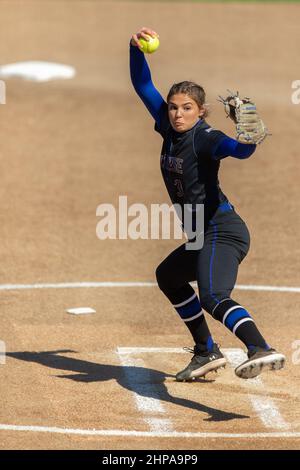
[156,102,246,229]
[130,44,268,353]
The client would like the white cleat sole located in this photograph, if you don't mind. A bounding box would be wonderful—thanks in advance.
[176,358,227,382]
[235,353,286,379]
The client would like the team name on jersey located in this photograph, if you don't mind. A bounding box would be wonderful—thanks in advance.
[160,154,183,174]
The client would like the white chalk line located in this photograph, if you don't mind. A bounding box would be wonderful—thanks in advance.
[224,349,290,430]
[0,348,294,439]
[117,347,290,432]
[118,347,192,354]
[0,282,156,290]
[0,424,299,439]
[0,281,299,293]
[117,352,173,433]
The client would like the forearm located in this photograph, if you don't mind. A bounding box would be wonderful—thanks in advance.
[213,136,256,160]
[130,44,165,125]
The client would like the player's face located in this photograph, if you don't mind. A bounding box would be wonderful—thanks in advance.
[168,93,205,132]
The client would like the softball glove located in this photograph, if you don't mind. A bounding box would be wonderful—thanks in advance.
[218,90,269,145]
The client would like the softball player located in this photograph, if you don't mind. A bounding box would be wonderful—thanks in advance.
[130,27,285,381]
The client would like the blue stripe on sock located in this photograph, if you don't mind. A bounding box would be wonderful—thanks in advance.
[248,343,270,351]
[225,308,251,330]
[206,336,214,351]
[176,297,201,320]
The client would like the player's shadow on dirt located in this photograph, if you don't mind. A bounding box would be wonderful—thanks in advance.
[6,350,249,423]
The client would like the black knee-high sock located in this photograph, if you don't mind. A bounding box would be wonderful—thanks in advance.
[171,288,214,352]
[212,298,269,350]
[185,315,214,352]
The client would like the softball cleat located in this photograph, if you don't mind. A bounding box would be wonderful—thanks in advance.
[235,347,286,379]
[175,343,227,382]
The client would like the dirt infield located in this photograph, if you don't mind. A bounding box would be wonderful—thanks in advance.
[0,1,299,450]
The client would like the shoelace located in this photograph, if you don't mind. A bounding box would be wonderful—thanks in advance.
[183,347,194,354]
[182,344,222,356]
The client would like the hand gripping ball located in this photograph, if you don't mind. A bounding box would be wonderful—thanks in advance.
[139,35,160,54]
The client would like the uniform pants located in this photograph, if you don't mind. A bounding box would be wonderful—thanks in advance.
[156,206,251,317]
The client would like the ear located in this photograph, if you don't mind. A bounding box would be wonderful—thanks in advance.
[198,106,205,117]
[199,104,208,118]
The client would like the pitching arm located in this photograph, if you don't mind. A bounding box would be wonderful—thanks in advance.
[130,44,165,128]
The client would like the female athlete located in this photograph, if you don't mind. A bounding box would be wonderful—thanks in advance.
[130,27,285,381]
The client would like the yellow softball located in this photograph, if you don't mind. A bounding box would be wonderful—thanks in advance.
[139,35,160,54]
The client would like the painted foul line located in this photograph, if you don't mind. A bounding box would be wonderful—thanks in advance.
[117,352,173,433]
[118,347,290,432]
[0,281,299,293]
[0,424,299,439]
[223,349,290,430]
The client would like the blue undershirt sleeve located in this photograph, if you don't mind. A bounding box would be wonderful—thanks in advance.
[130,44,165,128]
[213,136,256,160]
